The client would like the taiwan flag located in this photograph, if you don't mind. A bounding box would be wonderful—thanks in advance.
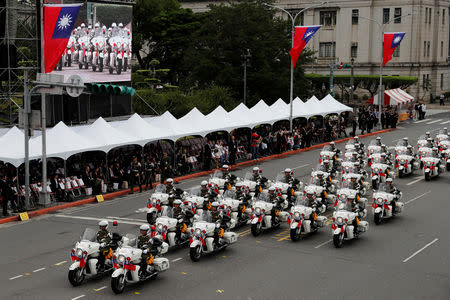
[290,25,321,68]
[382,32,405,67]
[44,3,82,73]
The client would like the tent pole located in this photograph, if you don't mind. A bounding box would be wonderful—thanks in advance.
[16,167,20,211]
[64,160,67,178]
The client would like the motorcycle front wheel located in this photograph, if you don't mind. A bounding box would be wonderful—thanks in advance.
[68,268,85,286]
[111,274,126,294]
[117,59,122,75]
[99,58,103,72]
[290,228,301,242]
[424,172,430,181]
[67,55,71,67]
[374,212,382,225]
[333,233,344,248]
[251,223,262,237]
[189,245,202,262]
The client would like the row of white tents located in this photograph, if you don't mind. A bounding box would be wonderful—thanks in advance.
[0,94,352,168]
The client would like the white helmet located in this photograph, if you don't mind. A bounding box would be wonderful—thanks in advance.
[173,199,182,205]
[201,180,208,186]
[112,22,117,28]
[330,141,335,145]
[77,26,81,30]
[253,167,260,171]
[354,136,359,140]
[98,220,108,228]
[222,164,229,170]
[88,25,92,30]
[102,25,107,30]
[403,137,408,141]
[166,178,173,183]
[376,136,381,140]
[268,186,275,192]
[81,23,86,28]
[386,178,393,183]
[140,224,150,231]
[95,22,100,28]
[211,201,219,207]
[323,159,330,164]
[284,168,292,173]
[118,23,123,28]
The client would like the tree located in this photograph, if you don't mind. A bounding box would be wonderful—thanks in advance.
[181,0,313,106]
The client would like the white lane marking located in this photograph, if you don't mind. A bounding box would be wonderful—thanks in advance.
[405,191,431,205]
[292,164,310,170]
[440,120,450,125]
[54,214,145,226]
[9,275,23,280]
[414,119,428,123]
[93,286,107,292]
[106,216,148,222]
[172,258,182,262]
[403,238,439,263]
[314,239,332,249]
[54,260,67,266]
[426,119,443,124]
[406,177,423,186]
[135,207,147,213]
[71,295,85,300]
[33,267,45,273]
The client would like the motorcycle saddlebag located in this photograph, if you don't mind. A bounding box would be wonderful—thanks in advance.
[395,202,404,213]
[357,221,369,232]
[222,232,238,244]
[153,257,170,272]
[316,216,327,227]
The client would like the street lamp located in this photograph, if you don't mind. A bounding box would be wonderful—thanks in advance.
[264,1,328,132]
[241,49,251,106]
[350,57,355,104]
[359,13,412,129]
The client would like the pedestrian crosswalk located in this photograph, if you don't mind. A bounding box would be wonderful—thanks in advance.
[413,118,450,125]
[426,119,443,124]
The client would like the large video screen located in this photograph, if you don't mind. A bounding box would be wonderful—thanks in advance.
[49,1,132,83]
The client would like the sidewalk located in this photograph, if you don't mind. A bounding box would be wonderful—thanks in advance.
[0,128,394,225]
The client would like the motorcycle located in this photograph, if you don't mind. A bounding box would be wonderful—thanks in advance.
[153,207,197,249]
[438,141,450,171]
[372,183,404,225]
[65,34,77,67]
[111,234,169,294]
[435,129,448,145]
[250,193,289,236]
[91,30,107,72]
[108,28,126,75]
[288,196,327,241]
[367,139,382,156]
[208,170,237,192]
[268,172,303,205]
[319,145,341,168]
[220,190,252,227]
[421,152,444,181]
[394,146,417,177]
[68,227,122,286]
[78,33,92,69]
[417,134,432,149]
[331,197,369,248]
[189,214,238,262]
[146,184,171,224]
[369,154,394,190]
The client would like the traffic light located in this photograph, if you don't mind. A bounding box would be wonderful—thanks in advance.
[85,83,135,96]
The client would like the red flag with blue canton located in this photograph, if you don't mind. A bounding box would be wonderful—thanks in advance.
[290,25,321,68]
[44,3,82,73]
[382,32,405,67]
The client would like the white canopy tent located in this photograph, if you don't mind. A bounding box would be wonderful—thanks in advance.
[0,127,25,167]
[320,94,353,114]
[110,114,170,145]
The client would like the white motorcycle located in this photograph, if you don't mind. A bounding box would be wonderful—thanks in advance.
[111,234,169,294]
[439,142,450,171]
[220,190,251,227]
[250,193,289,236]
[372,183,404,225]
[435,129,448,144]
[288,196,327,241]
[189,214,238,262]
[417,134,432,149]
[421,153,444,181]
[153,209,196,249]
[331,198,369,248]
[108,29,125,75]
[68,228,122,286]
[394,146,417,177]
[65,34,77,67]
[367,139,382,156]
[78,34,92,69]
[369,154,394,189]
[319,145,340,168]
[91,31,107,72]
[208,170,234,192]
[146,184,171,224]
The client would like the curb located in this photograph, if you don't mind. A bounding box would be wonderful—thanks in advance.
[0,128,394,225]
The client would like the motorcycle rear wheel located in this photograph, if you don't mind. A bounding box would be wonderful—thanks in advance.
[251,223,262,237]
[111,274,126,294]
[67,55,71,67]
[333,233,344,248]
[117,59,122,75]
[190,245,202,262]
[68,268,85,286]
[79,63,83,69]
[290,228,301,241]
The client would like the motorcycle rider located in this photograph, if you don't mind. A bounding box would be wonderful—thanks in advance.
[172,199,185,241]
[138,224,152,277]
[381,144,392,161]
[348,175,362,191]
[200,180,209,197]
[252,167,262,182]
[96,220,112,271]
[235,183,250,220]
[284,168,293,183]
[375,136,382,146]
[329,141,340,154]
[210,202,226,246]
[322,159,337,178]
[252,167,267,195]
[268,187,284,226]
[426,137,434,148]
[305,192,320,229]
[166,178,183,206]
[354,136,364,148]
[401,137,409,147]
[385,178,400,214]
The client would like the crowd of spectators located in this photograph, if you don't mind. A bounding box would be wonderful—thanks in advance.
[1,107,400,217]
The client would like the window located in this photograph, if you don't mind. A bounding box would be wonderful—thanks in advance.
[351,43,358,58]
[441,73,444,90]
[427,41,430,57]
[383,8,390,24]
[394,8,402,23]
[443,9,446,25]
[429,8,432,24]
[393,45,400,57]
[441,41,444,57]
[424,41,427,57]
[320,11,337,26]
[425,8,428,24]
[352,9,359,25]
[319,42,336,57]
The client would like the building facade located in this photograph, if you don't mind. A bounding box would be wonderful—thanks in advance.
[181,0,450,100]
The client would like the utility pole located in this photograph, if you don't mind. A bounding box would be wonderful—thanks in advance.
[329,62,335,96]
[24,69,30,209]
[350,57,355,104]
[241,49,251,105]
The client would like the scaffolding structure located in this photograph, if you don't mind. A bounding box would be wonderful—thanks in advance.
[0,0,39,125]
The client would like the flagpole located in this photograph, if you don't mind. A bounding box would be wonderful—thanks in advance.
[264,2,328,133]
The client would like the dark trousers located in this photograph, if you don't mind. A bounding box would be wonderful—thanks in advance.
[144,172,153,190]
[130,175,142,193]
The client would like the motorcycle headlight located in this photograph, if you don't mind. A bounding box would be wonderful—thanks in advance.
[157,224,163,232]
[336,217,344,225]
[195,228,202,237]
[76,248,83,258]
[255,207,262,216]
[400,159,405,164]
[340,194,347,200]
[294,211,301,220]
[117,255,125,264]
[376,198,384,205]
[374,168,379,172]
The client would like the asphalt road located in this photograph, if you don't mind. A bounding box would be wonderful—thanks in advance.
[0,113,449,300]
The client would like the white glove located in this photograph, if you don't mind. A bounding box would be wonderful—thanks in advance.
[143,249,148,254]
[100,243,106,247]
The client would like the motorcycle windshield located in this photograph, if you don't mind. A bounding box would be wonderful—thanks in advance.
[376,183,389,193]
[294,196,308,206]
[342,165,356,174]
[322,145,333,152]
[369,139,381,146]
[154,184,166,193]
[187,186,201,197]
[396,140,409,147]
[222,190,236,199]
[243,172,253,181]
[212,170,223,179]
[336,199,353,211]
[275,172,285,183]
[371,156,385,164]
[124,233,137,247]
[80,228,97,242]
[396,148,409,156]
[256,192,270,203]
